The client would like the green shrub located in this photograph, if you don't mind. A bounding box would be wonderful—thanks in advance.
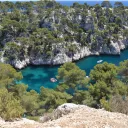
[27,116,40,121]
[0,88,24,121]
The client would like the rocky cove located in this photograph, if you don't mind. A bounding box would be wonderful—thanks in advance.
[19,48,128,92]
[1,1,128,125]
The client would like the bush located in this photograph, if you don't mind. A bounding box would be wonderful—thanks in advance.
[27,116,40,121]
[0,88,24,121]
[109,95,128,114]
[100,95,128,115]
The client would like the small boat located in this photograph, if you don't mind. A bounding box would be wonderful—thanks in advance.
[50,78,57,82]
[97,60,103,63]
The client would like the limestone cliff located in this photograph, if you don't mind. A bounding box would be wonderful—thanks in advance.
[0,1,128,69]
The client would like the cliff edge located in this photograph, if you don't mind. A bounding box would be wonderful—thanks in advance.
[1,103,128,128]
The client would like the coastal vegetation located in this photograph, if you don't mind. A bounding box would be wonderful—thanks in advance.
[0,0,128,68]
[1,60,128,121]
[0,0,128,122]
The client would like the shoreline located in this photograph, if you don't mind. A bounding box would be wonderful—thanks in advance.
[16,49,123,70]
[1,39,128,69]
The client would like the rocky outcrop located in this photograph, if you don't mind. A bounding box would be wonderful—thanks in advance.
[41,103,128,128]
[1,103,128,128]
[52,103,85,119]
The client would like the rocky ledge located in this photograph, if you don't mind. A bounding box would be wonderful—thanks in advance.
[1,103,128,128]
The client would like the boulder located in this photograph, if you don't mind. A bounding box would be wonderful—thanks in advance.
[53,103,85,119]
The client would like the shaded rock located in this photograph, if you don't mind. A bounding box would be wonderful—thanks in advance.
[110,41,120,55]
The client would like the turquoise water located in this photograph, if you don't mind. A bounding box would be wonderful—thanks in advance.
[21,49,128,92]
[20,1,128,92]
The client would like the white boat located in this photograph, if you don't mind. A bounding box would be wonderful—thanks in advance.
[50,78,57,82]
[97,60,103,63]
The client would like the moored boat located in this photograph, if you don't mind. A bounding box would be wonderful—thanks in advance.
[50,78,57,82]
[97,60,103,63]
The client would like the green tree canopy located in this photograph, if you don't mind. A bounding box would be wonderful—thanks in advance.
[114,2,124,8]
[101,95,128,114]
[118,60,128,84]
[89,80,111,103]
[21,90,40,116]
[72,90,96,106]
[0,63,22,89]
[101,1,112,8]
[0,88,24,120]
[89,62,128,106]
[56,62,88,92]
[39,87,72,113]
[90,62,118,84]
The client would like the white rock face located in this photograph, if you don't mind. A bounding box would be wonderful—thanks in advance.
[73,47,91,60]
[53,53,72,65]
[118,39,125,49]
[0,56,4,63]
[0,51,5,63]
[14,58,29,69]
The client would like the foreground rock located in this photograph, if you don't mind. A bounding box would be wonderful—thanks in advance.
[0,118,40,128]
[1,103,128,128]
[42,103,128,128]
